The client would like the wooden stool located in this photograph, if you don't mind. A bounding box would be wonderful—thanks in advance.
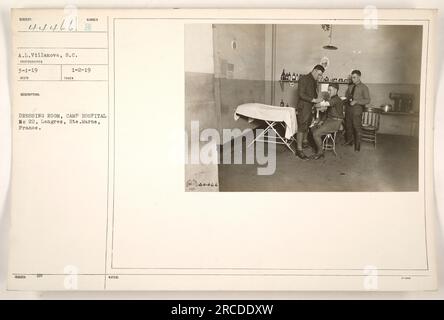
[322,131,337,156]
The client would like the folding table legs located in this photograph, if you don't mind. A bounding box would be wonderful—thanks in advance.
[247,121,295,154]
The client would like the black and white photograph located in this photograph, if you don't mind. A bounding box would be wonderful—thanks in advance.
[3,7,440,295]
[185,23,423,192]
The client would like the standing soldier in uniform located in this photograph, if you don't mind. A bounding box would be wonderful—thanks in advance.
[295,64,324,160]
[343,69,371,152]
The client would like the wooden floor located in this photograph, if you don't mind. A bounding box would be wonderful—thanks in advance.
[218,133,419,192]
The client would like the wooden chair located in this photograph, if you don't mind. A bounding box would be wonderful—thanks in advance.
[361,107,381,148]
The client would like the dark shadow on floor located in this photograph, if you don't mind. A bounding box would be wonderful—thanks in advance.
[218,132,419,192]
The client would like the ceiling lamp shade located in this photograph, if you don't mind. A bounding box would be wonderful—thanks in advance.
[322,24,338,50]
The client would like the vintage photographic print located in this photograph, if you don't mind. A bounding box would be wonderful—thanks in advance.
[185,23,422,192]
[8,8,436,292]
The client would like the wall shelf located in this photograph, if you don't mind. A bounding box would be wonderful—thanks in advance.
[278,80,350,85]
[380,111,419,116]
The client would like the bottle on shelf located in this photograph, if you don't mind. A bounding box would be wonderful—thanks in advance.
[280,99,285,107]
[280,69,286,81]
[292,72,296,81]
[295,73,299,81]
[286,103,289,108]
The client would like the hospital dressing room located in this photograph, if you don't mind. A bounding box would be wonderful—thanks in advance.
[184,24,422,192]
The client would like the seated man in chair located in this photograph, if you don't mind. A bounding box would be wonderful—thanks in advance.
[311,83,344,160]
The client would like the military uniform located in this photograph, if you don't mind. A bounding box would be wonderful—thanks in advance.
[296,73,318,133]
[312,95,344,154]
[344,81,371,148]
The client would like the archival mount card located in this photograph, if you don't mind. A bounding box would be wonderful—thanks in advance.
[8,8,437,291]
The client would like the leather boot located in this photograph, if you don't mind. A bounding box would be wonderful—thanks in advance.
[312,152,325,160]
[354,140,361,152]
[295,149,309,160]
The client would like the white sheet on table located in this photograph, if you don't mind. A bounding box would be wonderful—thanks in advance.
[234,103,297,139]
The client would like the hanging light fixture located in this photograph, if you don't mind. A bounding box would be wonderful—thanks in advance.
[322,24,338,50]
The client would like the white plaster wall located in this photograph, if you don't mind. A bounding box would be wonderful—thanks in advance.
[274,24,422,84]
